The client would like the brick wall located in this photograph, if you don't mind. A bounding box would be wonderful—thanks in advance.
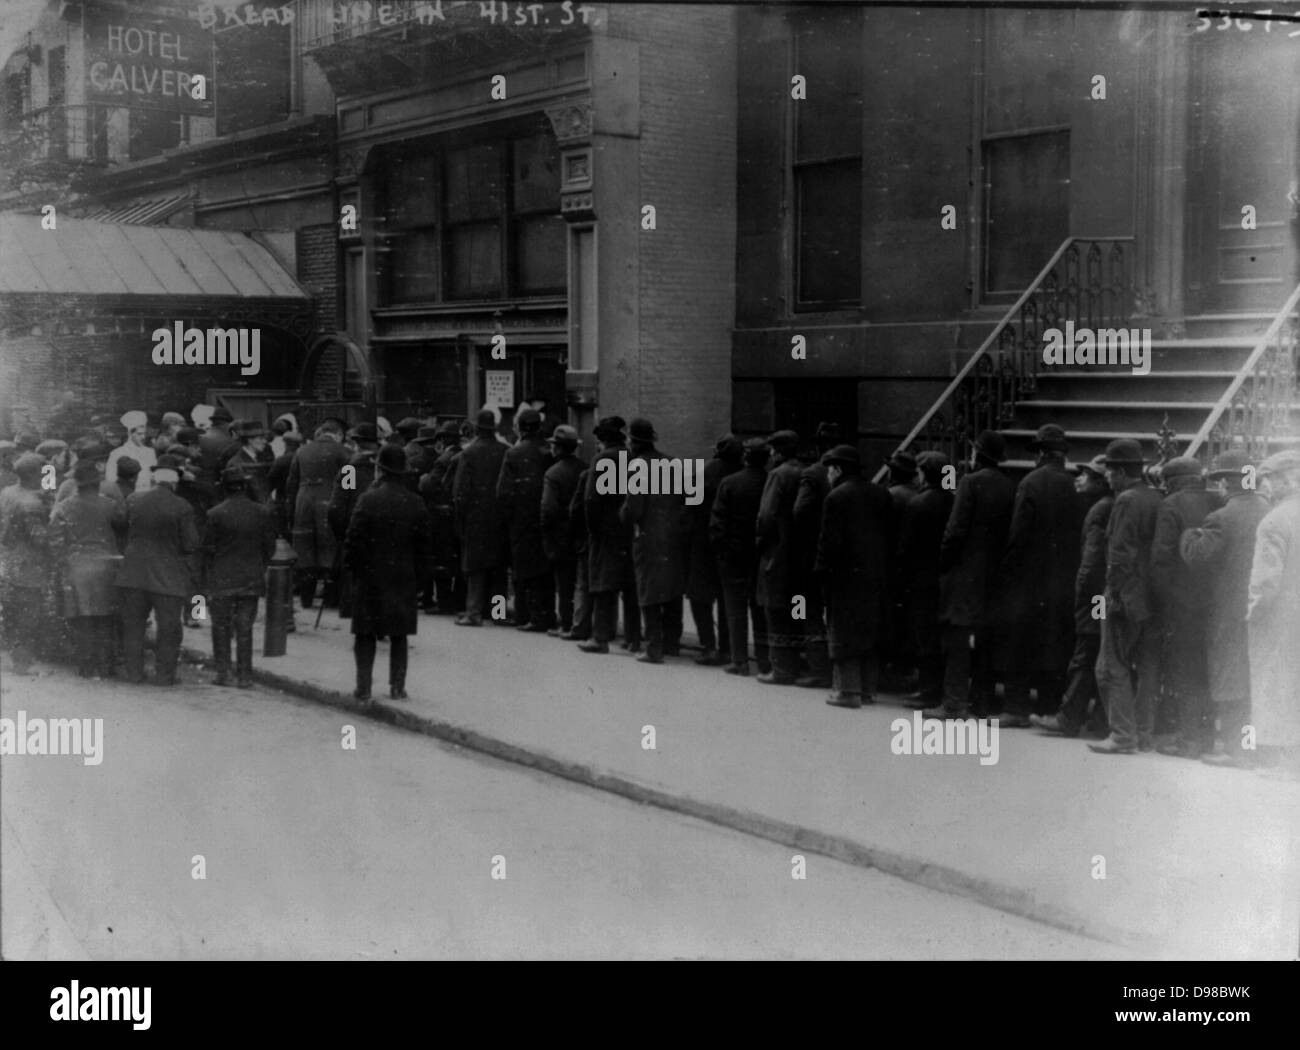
[296,223,338,334]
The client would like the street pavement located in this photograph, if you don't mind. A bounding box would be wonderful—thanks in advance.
[1,663,1124,959]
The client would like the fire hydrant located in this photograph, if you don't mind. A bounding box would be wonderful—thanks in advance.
[263,537,297,657]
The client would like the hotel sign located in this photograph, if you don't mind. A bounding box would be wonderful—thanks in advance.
[84,8,214,115]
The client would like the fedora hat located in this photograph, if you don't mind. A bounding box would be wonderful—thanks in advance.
[210,406,233,424]
[972,430,1007,463]
[376,444,413,476]
[548,424,580,449]
[348,421,379,443]
[1027,424,1070,453]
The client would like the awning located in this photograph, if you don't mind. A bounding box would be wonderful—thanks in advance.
[81,194,196,226]
[0,212,309,300]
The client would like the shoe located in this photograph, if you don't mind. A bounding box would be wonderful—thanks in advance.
[997,713,1032,729]
[694,649,725,666]
[756,661,772,676]
[663,646,681,657]
[625,641,642,654]
[568,631,591,641]
[636,652,664,664]
[547,628,566,637]
[454,615,483,627]
[795,676,832,689]
[212,673,232,687]
[724,663,750,676]
[1156,741,1202,759]
[1030,714,1078,737]
[860,695,876,705]
[1137,737,1154,753]
[902,695,932,710]
[1201,751,1250,769]
[353,688,372,702]
[518,623,550,633]
[826,692,861,709]
[756,672,796,686]
[1088,738,1136,755]
[578,640,610,654]
[390,687,408,700]
[236,676,253,689]
[921,705,971,720]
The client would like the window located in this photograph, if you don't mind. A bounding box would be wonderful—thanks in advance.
[512,133,564,295]
[387,153,440,302]
[793,12,863,309]
[445,141,504,299]
[215,21,293,135]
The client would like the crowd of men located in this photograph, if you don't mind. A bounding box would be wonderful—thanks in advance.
[1,402,1297,774]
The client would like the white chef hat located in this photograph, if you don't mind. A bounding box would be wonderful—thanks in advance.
[120,410,147,429]
[192,404,215,426]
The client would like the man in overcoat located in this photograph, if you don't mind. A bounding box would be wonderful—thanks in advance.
[344,445,432,701]
[579,417,640,654]
[452,410,508,627]
[815,445,894,708]
[329,421,381,619]
[1180,449,1271,766]
[497,406,554,631]
[711,438,770,675]
[420,420,468,614]
[289,420,350,609]
[686,435,742,666]
[790,423,839,687]
[924,430,1014,721]
[541,425,586,637]
[266,430,303,538]
[755,429,805,685]
[899,450,954,709]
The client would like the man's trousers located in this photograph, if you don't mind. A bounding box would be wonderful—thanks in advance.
[211,595,259,682]
[1095,613,1161,750]
[641,599,684,660]
[355,634,408,694]
[720,572,766,669]
[120,588,184,684]
[552,558,577,632]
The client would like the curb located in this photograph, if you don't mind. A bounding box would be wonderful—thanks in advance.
[181,643,1147,953]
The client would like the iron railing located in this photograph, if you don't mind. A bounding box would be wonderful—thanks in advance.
[1186,282,1300,464]
[872,236,1134,482]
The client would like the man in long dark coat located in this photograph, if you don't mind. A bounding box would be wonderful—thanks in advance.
[1090,439,1164,755]
[0,453,51,674]
[452,410,508,627]
[115,455,201,686]
[203,464,277,688]
[1033,455,1113,737]
[219,420,275,504]
[711,438,770,675]
[344,445,432,701]
[497,406,554,631]
[541,425,586,637]
[924,430,1014,721]
[328,422,381,619]
[49,459,123,678]
[619,418,689,663]
[195,406,234,501]
[420,420,468,614]
[816,445,894,708]
[579,417,640,655]
[1150,456,1224,757]
[1180,449,1271,766]
[998,424,1086,726]
[686,435,742,666]
[790,423,839,687]
[900,450,954,709]
[266,430,302,539]
[755,429,804,685]
[289,421,350,609]
[883,448,921,687]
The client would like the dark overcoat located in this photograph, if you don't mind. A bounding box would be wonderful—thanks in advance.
[619,448,689,607]
[452,436,507,573]
[756,458,804,607]
[48,490,123,617]
[1074,495,1113,635]
[344,479,432,637]
[1103,481,1163,623]
[686,455,740,603]
[419,445,462,577]
[266,449,296,536]
[195,428,234,499]
[585,441,634,593]
[1150,481,1223,629]
[541,453,586,563]
[898,485,953,641]
[220,443,275,504]
[1180,491,1271,705]
[328,449,378,540]
[938,465,1014,627]
[496,432,552,580]
[999,462,1087,675]
[203,493,277,598]
[791,461,830,591]
[814,474,893,658]
[289,437,351,570]
[116,486,201,597]
[569,468,590,555]
[710,465,766,578]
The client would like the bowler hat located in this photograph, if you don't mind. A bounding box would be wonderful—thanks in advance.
[516,406,542,432]
[211,406,233,424]
[35,438,67,458]
[235,419,266,439]
[972,430,1007,463]
[154,453,187,473]
[714,434,743,461]
[176,427,200,446]
[115,456,141,478]
[548,424,580,449]
[1207,449,1254,478]
[13,452,45,479]
[1258,450,1300,477]
[821,444,861,470]
[1102,438,1146,466]
[348,421,380,443]
[1027,423,1070,453]
[72,459,101,486]
[594,415,627,440]
[768,429,799,454]
[436,421,462,441]
[629,418,657,443]
[474,409,498,431]
[395,416,422,436]
[376,444,413,476]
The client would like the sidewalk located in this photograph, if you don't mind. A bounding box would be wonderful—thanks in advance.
[183,606,1300,959]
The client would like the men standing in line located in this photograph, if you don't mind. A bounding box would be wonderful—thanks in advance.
[816,445,893,709]
[420,420,469,615]
[620,418,688,664]
[203,464,277,688]
[883,449,921,689]
[0,453,52,675]
[106,411,157,492]
[541,424,586,638]
[1149,456,1222,757]
[1180,449,1271,767]
[497,406,554,632]
[998,424,1085,727]
[266,430,303,539]
[565,461,594,641]
[1033,455,1113,737]
[711,438,770,676]
[116,455,201,686]
[329,422,381,619]
[900,450,954,710]
[1090,439,1164,755]
[790,423,839,688]
[289,420,350,610]
[687,435,743,667]
[924,430,1014,721]
[344,445,432,701]
[453,409,508,627]
[755,429,805,685]
[580,417,638,655]
[1245,450,1300,773]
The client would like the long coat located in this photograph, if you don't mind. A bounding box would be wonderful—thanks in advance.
[1075,495,1113,636]
[1181,491,1271,705]
[328,448,378,541]
[452,436,507,573]
[815,474,893,658]
[203,493,277,598]
[496,432,552,580]
[266,449,296,537]
[710,465,767,578]
[686,455,740,603]
[116,486,201,597]
[1247,493,1300,747]
[222,443,275,505]
[898,485,953,645]
[419,444,462,577]
[585,441,634,593]
[620,448,689,607]
[999,461,1086,675]
[48,490,123,617]
[344,478,433,637]
[289,437,351,571]
[541,453,586,563]
[938,466,1014,627]
[1104,481,1163,623]
[1151,481,1223,627]
[792,461,831,591]
[0,484,50,589]
[756,458,805,607]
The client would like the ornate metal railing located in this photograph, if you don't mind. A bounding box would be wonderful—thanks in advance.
[1186,282,1300,463]
[872,236,1134,482]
